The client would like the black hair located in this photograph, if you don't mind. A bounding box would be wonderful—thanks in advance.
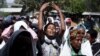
[54,22,59,27]
[0,23,4,31]
[87,29,98,39]
[11,16,16,20]
[25,16,30,21]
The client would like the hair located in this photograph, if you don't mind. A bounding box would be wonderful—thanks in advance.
[87,29,98,39]
[0,24,4,31]
[54,22,59,27]
[70,29,78,40]
[11,16,16,20]
[25,16,30,21]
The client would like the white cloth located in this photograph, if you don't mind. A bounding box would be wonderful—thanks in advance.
[14,20,38,40]
[0,40,5,49]
[44,36,58,47]
[14,21,28,32]
[31,18,38,24]
[60,39,71,56]
[62,26,70,45]
[60,26,71,56]
[60,26,70,51]
[54,20,61,26]
[60,26,93,56]
[27,28,38,40]
[46,17,54,24]
[81,40,93,56]
[41,36,59,56]
[60,40,93,56]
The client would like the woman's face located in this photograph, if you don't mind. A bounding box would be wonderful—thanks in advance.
[45,24,56,37]
[70,28,85,50]
[86,33,93,44]
[71,36,82,50]
[77,28,85,38]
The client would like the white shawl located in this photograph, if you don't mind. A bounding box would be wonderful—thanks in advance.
[60,26,93,56]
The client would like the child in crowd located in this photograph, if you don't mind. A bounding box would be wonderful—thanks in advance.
[37,2,65,56]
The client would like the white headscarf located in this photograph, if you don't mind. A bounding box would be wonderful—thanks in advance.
[60,25,93,56]
[14,20,38,40]
[14,21,28,32]
[46,17,54,24]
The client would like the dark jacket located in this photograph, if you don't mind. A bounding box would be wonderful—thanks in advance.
[92,43,100,56]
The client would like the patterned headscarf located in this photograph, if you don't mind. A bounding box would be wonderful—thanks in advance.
[70,29,78,40]
[70,23,86,39]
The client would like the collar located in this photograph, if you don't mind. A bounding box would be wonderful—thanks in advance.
[44,36,59,48]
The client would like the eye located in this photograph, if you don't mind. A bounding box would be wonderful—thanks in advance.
[77,31,85,35]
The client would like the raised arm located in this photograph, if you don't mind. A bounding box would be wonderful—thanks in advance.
[38,3,49,31]
[52,3,66,36]
[38,3,50,39]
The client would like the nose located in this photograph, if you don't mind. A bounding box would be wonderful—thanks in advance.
[78,40,82,46]
[79,40,81,44]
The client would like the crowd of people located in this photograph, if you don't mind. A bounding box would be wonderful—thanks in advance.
[0,2,99,56]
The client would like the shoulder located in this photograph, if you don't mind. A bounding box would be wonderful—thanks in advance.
[92,43,100,55]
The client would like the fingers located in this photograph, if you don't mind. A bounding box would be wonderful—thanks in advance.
[40,2,61,12]
[42,2,49,7]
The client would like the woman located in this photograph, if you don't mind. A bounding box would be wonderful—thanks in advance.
[0,30,35,56]
[60,25,93,56]
[37,2,65,56]
[70,29,84,55]
[70,25,93,56]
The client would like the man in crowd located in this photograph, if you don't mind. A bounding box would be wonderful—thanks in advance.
[86,28,100,56]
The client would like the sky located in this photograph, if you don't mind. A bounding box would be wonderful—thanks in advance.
[6,0,15,3]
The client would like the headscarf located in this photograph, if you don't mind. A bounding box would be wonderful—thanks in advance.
[76,24,86,31]
[46,17,54,24]
[60,25,93,56]
[0,30,35,56]
[14,20,38,40]
[14,21,28,32]
[70,29,78,40]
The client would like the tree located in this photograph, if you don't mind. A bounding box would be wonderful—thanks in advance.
[0,0,7,8]
[14,0,87,14]
[85,0,100,12]
[70,0,86,13]
[90,0,100,12]
[15,0,39,12]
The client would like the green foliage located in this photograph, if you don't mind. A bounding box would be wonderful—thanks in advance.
[85,0,100,12]
[15,0,100,13]
[69,0,86,13]
[90,0,100,12]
